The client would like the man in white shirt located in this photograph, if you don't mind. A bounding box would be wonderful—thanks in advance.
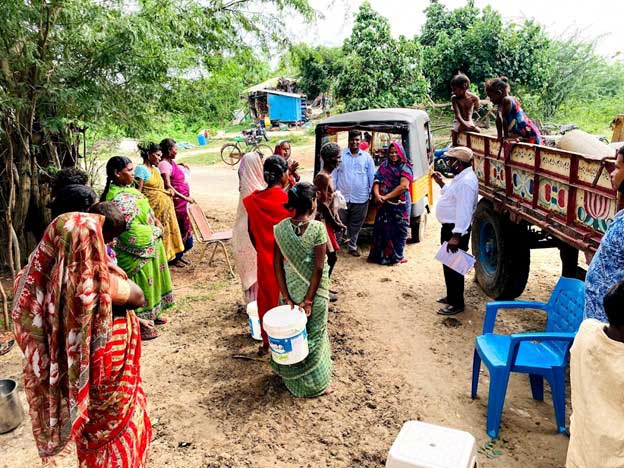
[333,130,376,256]
[432,146,479,315]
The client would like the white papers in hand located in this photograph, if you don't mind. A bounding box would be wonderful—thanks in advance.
[435,242,476,276]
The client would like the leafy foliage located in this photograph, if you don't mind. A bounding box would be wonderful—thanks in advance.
[286,44,344,99]
[334,2,429,111]
[417,1,624,122]
[420,3,550,101]
[420,0,480,47]
[0,0,312,265]
[535,34,604,118]
[160,51,271,129]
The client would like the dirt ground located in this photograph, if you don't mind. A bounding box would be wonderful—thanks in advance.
[1,149,573,467]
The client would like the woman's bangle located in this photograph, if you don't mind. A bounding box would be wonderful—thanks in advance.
[303,299,313,306]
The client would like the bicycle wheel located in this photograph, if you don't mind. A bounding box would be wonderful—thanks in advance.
[221,143,243,166]
[253,144,273,159]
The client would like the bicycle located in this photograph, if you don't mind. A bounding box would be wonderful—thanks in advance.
[220,125,273,166]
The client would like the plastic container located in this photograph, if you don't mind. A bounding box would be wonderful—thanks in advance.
[263,305,309,365]
[386,421,477,468]
[197,134,207,146]
[246,301,262,341]
[0,379,24,434]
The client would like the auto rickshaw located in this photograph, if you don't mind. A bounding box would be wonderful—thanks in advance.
[314,108,434,242]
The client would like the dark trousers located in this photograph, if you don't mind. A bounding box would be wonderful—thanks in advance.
[327,251,337,277]
[441,223,471,307]
[175,234,194,261]
[338,201,369,251]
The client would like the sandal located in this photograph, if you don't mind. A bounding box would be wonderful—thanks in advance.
[0,339,15,356]
[257,344,270,357]
[140,319,159,340]
[437,304,465,316]
[141,327,159,341]
[179,258,191,266]
[154,316,169,325]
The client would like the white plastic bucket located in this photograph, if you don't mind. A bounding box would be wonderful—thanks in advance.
[246,301,263,341]
[263,305,309,365]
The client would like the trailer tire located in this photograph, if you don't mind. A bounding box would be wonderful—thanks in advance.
[472,200,530,300]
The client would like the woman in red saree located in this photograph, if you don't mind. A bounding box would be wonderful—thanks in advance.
[12,211,152,467]
[243,155,292,353]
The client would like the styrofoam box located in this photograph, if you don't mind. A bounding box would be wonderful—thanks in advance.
[386,421,477,468]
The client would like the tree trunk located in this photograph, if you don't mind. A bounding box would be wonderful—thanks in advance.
[0,116,60,271]
[13,133,33,259]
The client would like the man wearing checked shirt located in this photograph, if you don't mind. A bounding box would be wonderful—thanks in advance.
[333,130,376,257]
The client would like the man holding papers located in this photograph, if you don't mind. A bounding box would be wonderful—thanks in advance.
[432,147,479,315]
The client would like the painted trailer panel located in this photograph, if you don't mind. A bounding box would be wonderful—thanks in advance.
[456,131,622,253]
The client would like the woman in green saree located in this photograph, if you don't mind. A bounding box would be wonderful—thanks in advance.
[101,156,175,339]
[273,182,333,397]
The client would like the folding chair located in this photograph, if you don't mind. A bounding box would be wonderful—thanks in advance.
[187,203,235,277]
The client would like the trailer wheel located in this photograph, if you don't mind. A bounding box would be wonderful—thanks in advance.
[472,200,530,299]
[409,211,427,244]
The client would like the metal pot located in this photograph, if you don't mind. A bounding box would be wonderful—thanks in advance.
[0,378,24,434]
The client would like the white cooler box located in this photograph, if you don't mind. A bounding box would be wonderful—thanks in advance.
[386,421,477,468]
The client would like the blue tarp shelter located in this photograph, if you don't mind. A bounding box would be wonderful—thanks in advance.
[245,80,306,124]
[266,91,302,122]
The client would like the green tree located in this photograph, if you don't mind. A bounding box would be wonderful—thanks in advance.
[419,0,479,47]
[421,3,551,100]
[335,2,428,111]
[500,30,624,120]
[498,20,550,94]
[537,34,602,118]
[161,50,271,128]
[0,0,313,271]
[287,44,344,99]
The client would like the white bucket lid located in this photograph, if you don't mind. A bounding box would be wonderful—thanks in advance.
[247,301,258,319]
[264,305,307,337]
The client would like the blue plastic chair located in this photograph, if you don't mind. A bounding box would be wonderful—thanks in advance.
[471,277,584,438]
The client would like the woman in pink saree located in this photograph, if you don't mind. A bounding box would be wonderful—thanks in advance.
[232,152,267,303]
[159,138,195,267]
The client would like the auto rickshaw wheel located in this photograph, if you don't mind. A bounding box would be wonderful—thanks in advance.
[409,211,427,244]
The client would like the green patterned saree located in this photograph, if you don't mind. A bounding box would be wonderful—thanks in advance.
[106,184,174,320]
[273,219,332,397]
